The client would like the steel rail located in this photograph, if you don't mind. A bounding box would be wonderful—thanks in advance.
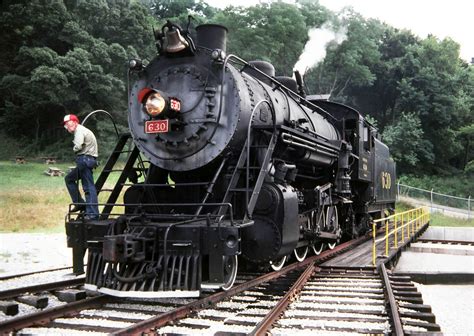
[249,263,319,335]
[112,233,373,335]
[376,220,431,335]
[379,263,404,335]
[416,238,474,245]
[0,295,109,333]
[0,266,73,281]
[0,278,84,300]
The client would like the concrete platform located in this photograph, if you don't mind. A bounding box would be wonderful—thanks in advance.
[396,227,474,334]
[420,226,474,241]
[409,242,474,256]
[394,227,474,284]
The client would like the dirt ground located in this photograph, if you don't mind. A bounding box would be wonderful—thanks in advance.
[0,233,70,276]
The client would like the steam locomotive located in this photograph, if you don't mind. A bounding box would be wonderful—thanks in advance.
[66,20,396,298]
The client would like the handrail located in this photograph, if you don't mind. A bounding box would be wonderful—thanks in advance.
[67,202,236,225]
[372,207,430,266]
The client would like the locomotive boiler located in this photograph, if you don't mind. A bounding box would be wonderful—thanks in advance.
[66,20,396,298]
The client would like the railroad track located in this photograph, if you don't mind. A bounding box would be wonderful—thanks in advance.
[152,265,441,335]
[0,231,441,335]
[0,277,86,321]
[0,266,79,293]
[0,234,368,334]
[416,238,474,246]
[0,266,73,281]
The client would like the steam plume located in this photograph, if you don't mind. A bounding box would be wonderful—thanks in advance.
[293,23,347,75]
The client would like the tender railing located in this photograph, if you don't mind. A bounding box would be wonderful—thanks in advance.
[372,207,430,266]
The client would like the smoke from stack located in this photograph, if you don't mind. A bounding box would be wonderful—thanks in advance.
[293,23,347,76]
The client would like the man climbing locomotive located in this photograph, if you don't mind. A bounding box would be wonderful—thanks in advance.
[66,20,396,298]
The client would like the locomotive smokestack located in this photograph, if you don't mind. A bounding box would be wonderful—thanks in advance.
[196,24,228,53]
[294,70,306,98]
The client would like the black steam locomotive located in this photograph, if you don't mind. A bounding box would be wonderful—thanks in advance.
[66,21,396,298]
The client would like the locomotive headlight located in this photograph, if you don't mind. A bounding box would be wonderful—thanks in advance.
[145,92,166,117]
[138,87,181,120]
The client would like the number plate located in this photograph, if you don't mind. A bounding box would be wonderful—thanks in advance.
[145,120,169,133]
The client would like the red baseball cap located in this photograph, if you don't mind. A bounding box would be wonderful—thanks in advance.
[63,114,80,124]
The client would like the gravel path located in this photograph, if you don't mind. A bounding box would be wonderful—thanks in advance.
[414,283,474,335]
[0,233,70,276]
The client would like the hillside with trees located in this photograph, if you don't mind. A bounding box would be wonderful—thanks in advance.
[0,0,472,196]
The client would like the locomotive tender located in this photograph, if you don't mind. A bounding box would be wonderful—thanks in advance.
[66,21,396,298]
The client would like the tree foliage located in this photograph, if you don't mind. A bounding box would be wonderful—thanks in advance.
[382,113,434,170]
[0,0,472,186]
[0,0,157,151]
[213,1,328,76]
[302,9,473,175]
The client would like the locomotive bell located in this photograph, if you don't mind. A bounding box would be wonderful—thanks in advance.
[165,28,189,53]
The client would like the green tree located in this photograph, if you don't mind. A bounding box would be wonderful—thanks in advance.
[152,0,216,21]
[382,113,434,172]
[214,2,326,76]
[0,0,157,153]
[304,10,385,101]
[350,28,419,128]
[457,123,474,173]
[394,37,468,172]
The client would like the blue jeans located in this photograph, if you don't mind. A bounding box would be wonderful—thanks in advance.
[65,155,99,219]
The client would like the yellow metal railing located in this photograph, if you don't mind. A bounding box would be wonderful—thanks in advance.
[372,207,430,266]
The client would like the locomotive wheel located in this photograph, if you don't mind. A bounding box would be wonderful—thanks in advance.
[221,255,238,291]
[325,205,339,250]
[269,256,287,271]
[294,246,308,262]
[311,207,326,255]
[312,242,325,255]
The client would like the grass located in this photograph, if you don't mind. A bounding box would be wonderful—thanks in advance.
[0,160,120,232]
[429,212,474,227]
[396,201,474,227]
[0,161,72,232]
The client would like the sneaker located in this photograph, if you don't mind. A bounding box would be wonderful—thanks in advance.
[71,204,86,212]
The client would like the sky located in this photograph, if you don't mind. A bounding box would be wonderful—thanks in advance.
[204,0,473,63]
